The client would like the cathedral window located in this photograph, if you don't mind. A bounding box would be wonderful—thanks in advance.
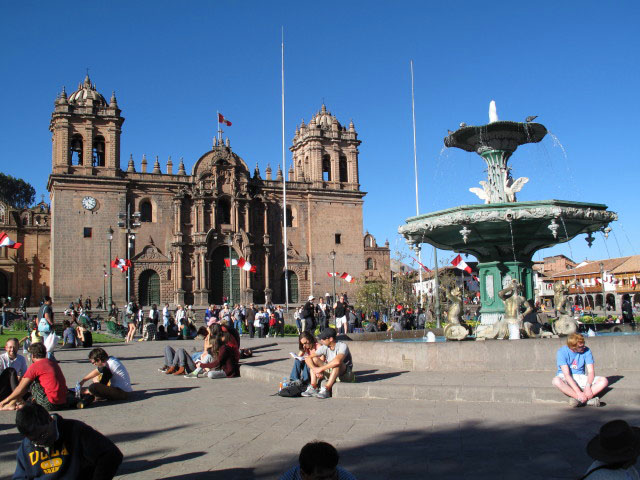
[322,155,331,181]
[83,227,92,238]
[339,156,348,182]
[218,198,231,225]
[366,258,374,270]
[70,134,83,165]
[92,136,106,167]
[335,233,341,244]
[285,206,297,228]
[140,200,152,222]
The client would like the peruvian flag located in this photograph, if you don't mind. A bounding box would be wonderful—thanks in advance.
[632,276,638,289]
[218,113,232,126]
[595,277,601,285]
[111,257,132,272]
[451,254,472,274]
[225,257,256,273]
[327,272,340,277]
[0,232,21,249]
[411,256,431,273]
[341,272,354,283]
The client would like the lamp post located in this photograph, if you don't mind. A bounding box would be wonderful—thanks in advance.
[227,234,233,305]
[329,250,336,303]
[107,227,113,309]
[118,205,141,305]
[599,261,606,314]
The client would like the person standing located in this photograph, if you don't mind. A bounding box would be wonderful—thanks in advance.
[333,295,348,335]
[301,296,315,333]
[149,304,159,327]
[162,303,171,329]
[1,300,7,329]
[38,296,55,337]
[316,297,329,331]
[275,305,285,337]
[245,303,256,338]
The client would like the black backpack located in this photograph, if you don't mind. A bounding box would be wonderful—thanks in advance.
[278,381,306,397]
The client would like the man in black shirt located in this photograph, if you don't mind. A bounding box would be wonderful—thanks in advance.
[301,296,315,333]
[333,295,348,335]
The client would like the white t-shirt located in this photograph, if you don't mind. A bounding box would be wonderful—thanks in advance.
[0,352,27,377]
[107,357,132,392]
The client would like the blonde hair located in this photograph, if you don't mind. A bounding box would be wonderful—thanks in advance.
[567,333,585,349]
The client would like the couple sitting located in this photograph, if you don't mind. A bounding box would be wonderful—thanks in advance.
[290,328,355,399]
[159,323,240,379]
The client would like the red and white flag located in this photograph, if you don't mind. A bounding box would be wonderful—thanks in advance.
[451,254,472,274]
[632,276,638,289]
[225,257,256,273]
[341,272,354,283]
[218,113,232,127]
[0,232,21,249]
[111,257,132,272]
[327,272,340,277]
[411,256,431,273]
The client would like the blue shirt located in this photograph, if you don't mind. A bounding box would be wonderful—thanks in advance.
[556,345,594,376]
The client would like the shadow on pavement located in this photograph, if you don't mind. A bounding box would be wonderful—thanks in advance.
[244,358,287,367]
[128,386,199,402]
[119,451,207,474]
[354,369,409,383]
[159,468,255,479]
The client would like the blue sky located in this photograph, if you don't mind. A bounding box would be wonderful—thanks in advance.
[1,1,638,268]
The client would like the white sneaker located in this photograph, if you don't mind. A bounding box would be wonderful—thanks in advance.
[301,385,318,397]
[315,387,331,399]
[587,397,601,407]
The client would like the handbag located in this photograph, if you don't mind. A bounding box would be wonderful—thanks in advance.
[44,332,59,353]
[38,318,51,333]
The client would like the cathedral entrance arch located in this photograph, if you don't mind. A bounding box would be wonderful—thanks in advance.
[0,271,8,300]
[138,270,161,306]
[209,247,240,304]
[282,271,298,303]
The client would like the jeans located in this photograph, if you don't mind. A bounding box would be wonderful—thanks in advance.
[289,359,310,383]
[164,345,196,372]
[234,319,244,334]
[1,312,6,328]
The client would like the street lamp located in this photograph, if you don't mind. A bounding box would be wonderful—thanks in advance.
[599,261,606,314]
[329,250,336,303]
[107,227,113,309]
[118,205,141,305]
[227,234,233,305]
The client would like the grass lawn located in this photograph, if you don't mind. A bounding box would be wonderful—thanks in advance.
[0,330,122,348]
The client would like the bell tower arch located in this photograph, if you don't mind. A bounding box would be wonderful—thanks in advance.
[290,104,361,190]
[49,74,124,175]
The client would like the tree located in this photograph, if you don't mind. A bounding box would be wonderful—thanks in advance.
[0,173,36,208]
[354,280,391,317]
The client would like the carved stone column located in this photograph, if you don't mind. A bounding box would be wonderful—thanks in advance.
[243,203,250,233]
[175,247,185,305]
[195,199,205,233]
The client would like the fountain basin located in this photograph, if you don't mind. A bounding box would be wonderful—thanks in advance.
[444,120,547,153]
[399,199,617,263]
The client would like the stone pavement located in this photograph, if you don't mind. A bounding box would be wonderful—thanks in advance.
[0,336,638,479]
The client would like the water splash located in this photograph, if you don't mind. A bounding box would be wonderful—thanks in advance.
[489,100,498,123]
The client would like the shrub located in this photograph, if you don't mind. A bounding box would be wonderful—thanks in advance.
[11,319,28,331]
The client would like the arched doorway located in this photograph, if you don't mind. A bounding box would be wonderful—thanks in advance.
[585,295,594,309]
[606,293,616,311]
[0,271,8,300]
[138,270,161,306]
[282,271,298,303]
[634,293,640,306]
[209,246,240,304]
[595,294,603,308]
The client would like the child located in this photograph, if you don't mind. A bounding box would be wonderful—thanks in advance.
[268,313,277,337]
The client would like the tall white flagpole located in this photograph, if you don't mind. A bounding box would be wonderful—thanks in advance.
[282,27,289,312]
[410,60,424,308]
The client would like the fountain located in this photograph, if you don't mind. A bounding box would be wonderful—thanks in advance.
[399,102,617,339]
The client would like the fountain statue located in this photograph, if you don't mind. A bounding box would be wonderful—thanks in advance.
[444,286,469,341]
[552,279,578,335]
[399,102,617,338]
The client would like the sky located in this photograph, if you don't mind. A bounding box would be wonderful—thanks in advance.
[1,1,638,269]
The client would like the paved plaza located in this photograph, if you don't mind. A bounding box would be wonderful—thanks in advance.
[0,337,639,479]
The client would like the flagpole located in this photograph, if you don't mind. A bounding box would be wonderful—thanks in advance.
[281,27,289,312]
[410,60,424,310]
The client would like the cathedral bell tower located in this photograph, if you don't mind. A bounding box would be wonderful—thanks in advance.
[49,74,124,176]
[290,104,361,190]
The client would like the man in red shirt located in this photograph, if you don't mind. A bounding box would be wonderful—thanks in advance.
[0,342,70,411]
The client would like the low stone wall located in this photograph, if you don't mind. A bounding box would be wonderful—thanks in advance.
[345,334,640,373]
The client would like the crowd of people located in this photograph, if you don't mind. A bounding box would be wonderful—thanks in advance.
[0,291,637,479]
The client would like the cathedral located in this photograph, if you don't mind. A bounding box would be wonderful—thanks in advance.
[0,74,389,307]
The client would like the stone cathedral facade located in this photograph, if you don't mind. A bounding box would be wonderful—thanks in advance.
[43,75,390,306]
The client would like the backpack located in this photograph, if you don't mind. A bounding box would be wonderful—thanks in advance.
[278,381,306,397]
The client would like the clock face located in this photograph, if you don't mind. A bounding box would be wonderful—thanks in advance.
[82,196,97,210]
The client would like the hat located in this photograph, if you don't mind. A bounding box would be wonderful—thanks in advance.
[308,295,315,301]
[587,420,640,463]
[318,327,337,340]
